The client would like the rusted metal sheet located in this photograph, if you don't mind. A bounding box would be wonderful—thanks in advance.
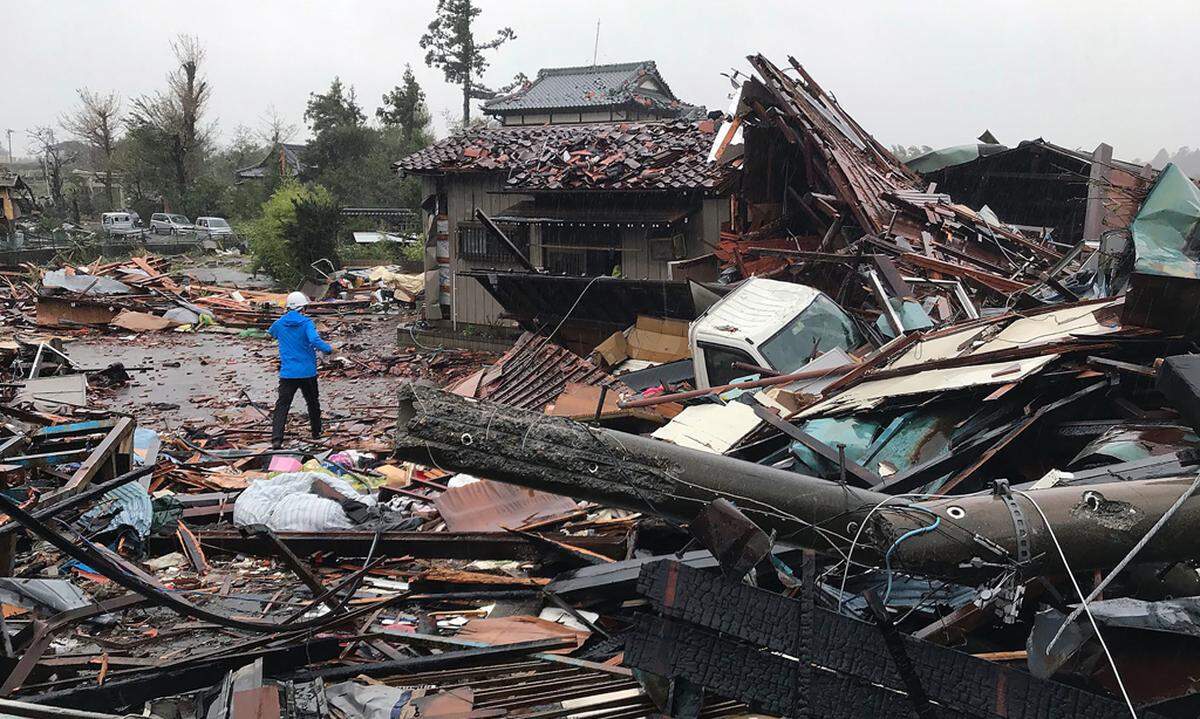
[35,296,118,327]
[433,479,579,533]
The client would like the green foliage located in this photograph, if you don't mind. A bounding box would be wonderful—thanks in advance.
[245,181,339,287]
[284,190,342,278]
[420,0,518,124]
[179,175,227,218]
[340,239,423,264]
[117,122,180,213]
[221,177,276,223]
[302,74,430,208]
[304,78,366,136]
[207,125,266,183]
[377,65,432,144]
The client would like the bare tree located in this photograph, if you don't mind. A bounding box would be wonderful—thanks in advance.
[258,105,297,147]
[27,127,77,212]
[61,88,122,208]
[127,34,213,201]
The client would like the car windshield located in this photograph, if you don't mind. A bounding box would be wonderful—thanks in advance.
[208,218,230,228]
[170,215,190,223]
[759,294,864,373]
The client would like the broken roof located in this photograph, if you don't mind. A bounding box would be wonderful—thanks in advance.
[742,53,925,235]
[483,60,692,116]
[234,142,309,180]
[396,120,735,192]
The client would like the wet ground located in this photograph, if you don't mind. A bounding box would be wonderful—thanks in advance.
[66,313,409,442]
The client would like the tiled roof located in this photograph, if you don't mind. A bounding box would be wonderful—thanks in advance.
[483,61,688,115]
[395,120,734,192]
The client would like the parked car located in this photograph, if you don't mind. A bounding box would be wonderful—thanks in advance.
[195,216,236,240]
[149,213,194,235]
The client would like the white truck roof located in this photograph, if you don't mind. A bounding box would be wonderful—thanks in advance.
[690,277,822,347]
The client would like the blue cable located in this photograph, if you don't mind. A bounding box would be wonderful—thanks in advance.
[883,515,941,605]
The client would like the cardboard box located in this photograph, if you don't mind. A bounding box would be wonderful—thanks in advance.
[594,315,691,367]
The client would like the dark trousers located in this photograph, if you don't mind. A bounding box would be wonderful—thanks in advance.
[272,376,321,446]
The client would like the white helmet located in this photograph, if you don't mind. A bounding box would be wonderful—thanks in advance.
[285,291,310,310]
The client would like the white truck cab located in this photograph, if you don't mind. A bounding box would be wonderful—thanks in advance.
[100,212,135,232]
[689,277,864,389]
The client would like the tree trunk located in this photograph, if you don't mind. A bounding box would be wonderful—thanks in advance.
[462,0,473,127]
[462,76,471,127]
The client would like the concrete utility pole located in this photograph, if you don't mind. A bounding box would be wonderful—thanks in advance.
[592,20,600,67]
[394,384,1200,579]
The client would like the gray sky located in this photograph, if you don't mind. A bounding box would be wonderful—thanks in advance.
[8,0,1199,162]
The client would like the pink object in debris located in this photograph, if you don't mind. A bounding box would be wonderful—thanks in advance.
[268,455,303,473]
[328,452,354,468]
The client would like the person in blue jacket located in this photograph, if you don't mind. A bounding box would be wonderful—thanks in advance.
[269,292,334,448]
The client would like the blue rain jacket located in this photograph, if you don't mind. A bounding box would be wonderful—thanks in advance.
[268,310,332,379]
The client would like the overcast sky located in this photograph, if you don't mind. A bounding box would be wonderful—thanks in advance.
[7,1,1199,162]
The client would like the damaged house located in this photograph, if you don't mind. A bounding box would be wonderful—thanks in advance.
[396,61,737,346]
[234,142,310,183]
[1,172,35,240]
[918,138,1155,245]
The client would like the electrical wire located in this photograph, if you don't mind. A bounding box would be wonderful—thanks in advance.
[836,495,939,615]
[883,516,940,604]
[1013,489,1138,719]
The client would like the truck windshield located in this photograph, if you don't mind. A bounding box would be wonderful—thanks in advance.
[759,294,864,373]
[170,215,189,223]
[208,218,229,228]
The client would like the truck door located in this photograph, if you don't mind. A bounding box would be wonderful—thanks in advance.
[696,342,759,388]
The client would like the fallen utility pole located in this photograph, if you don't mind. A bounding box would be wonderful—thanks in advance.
[396,385,1200,578]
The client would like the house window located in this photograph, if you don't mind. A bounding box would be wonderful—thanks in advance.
[543,225,622,276]
[457,221,529,263]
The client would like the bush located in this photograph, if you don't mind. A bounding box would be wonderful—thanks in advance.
[245,181,339,287]
[340,240,422,264]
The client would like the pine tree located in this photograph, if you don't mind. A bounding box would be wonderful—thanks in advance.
[378,65,432,143]
[419,0,518,126]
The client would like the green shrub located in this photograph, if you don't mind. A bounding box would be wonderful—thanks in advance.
[339,239,422,264]
[245,181,339,288]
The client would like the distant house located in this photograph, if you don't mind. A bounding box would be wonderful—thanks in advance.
[398,62,734,338]
[0,172,35,236]
[235,143,310,183]
[482,61,698,126]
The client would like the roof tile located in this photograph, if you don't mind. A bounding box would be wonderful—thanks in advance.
[396,120,735,193]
